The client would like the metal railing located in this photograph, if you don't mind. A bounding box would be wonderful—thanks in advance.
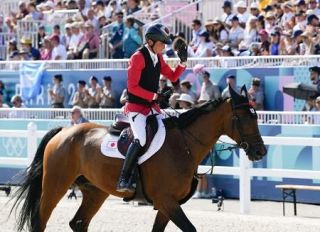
[1,108,320,125]
[0,0,21,17]
[0,55,319,71]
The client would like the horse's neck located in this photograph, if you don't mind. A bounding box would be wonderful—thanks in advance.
[183,102,230,167]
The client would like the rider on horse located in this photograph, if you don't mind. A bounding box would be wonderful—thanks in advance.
[117,24,188,192]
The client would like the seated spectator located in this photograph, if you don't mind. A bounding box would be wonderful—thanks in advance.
[188,31,213,57]
[176,93,194,111]
[109,11,125,59]
[70,106,89,126]
[20,36,41,60]
[308,0,320,15]
[98,15,110,29]
[9,95,26,118]
[259,29,270,55]
[86,9,99,31]
[72,80,88,108]
[16,1,29,20]
[158,76,172,109]
[37,25,47,48]
[199,71,220,101]
[52,24,66,46]
[127,0,141,15]
[85,76,101,108]
[40,36,53,60]
[168,93,180,109]
[280,30,296,55]
[265,12,277,35]
[211,19,228,45]
[49,74,65,108]
[50,35,67,60]
[234,1,249,28]
[7,39,18,60]
[93,0,107,18]
[315,96,320,111]
[79,21,100,59]
[249,2,260,17]
[228,16,244,49]
[122,17,142,58]
[293,11,307,32]
[270,30,281,55]
[242,16,259,48]
[281,2,295,28]
[180,80,197,102]
[67,22,83,57]
[100,76,116,108]
[0,90,9,108]
[309,66,320,93]
[248,77,264,110]
[18,47,32,61]
[64,23,73,50]
[27,2,43,20]
[302,95,317,112]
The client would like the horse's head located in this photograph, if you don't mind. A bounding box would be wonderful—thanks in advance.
[226,85,267,161]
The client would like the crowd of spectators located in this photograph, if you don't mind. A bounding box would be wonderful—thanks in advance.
[176,0,320,58]
[2,0,161,61]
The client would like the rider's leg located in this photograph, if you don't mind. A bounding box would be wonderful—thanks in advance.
[117,112,146,192]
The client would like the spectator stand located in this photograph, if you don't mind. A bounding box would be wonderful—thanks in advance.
[16,19,43,49]
[0,33,16,60]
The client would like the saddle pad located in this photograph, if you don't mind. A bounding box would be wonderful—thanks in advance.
[101,117,166,165]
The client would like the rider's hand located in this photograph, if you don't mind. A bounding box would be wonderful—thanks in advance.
[174,38,188,63]
[152,94,158,101]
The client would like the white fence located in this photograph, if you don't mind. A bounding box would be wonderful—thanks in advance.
[1,108,320,125]
[0,55,319,71]
[0,123,319,214]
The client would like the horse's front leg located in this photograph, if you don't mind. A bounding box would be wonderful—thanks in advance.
[154,197,196,232]
[151,210,170,232]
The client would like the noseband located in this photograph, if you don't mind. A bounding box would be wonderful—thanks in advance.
[232,104,263,153]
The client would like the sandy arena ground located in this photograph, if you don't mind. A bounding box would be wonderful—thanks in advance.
[1,190,320,232]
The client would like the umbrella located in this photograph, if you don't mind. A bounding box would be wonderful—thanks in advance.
[283,82,319,100]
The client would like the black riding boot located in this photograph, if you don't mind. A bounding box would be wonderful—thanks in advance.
[117,139,142,192]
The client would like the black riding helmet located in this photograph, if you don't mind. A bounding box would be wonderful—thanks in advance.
[145,24,172,45]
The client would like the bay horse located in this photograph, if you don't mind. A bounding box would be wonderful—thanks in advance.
[11,86,266,232]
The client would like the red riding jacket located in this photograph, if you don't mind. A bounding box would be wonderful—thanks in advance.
[124,47,186,115]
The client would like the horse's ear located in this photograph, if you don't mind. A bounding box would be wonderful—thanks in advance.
[229,84,241,106]
[240,85,249,103]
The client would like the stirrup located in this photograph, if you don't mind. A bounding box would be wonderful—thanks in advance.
[117,180,135,193]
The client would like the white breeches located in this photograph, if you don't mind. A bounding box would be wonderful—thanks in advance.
[128,111,163,147]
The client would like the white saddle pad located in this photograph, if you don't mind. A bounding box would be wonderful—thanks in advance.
[101,117,166,165]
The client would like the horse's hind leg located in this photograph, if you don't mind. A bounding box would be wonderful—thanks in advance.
[151,211,170,232]
[69,185,109,232]
[155,198,196,232]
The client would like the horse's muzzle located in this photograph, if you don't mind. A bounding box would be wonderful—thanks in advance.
[247,143,267,161]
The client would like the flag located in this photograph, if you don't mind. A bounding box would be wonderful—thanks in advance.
[19,62,45,101]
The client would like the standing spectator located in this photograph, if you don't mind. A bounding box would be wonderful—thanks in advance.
[188,31,213,57]
[235,1,249,28]
[228,16,244,49]
[122,17,142,58]
[309,66,320,93]
[190,19,204,50]
[220,1,234,28]
[180,80,197,102]
[50,35,67,60]
[158,75,172,108]
[199,71,220,101]
[176,93,194,111]
[49,74,65,108]
[20,37,41,60]
[100,76,116,108]
[70,106,89,126]
[85,76,101,108]
[109,11,125,59]
[40,36,53,60]
[72,80,88,108]
[248,77,264,110]
[127,0,141,15]
[221,75,238,99]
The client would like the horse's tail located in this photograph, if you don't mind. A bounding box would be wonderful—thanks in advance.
[10,127,63,232]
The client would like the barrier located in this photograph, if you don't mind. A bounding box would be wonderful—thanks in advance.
[1,122,320,214]
[1,108,320,125]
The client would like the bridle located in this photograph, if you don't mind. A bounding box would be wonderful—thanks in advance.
[231,103,264,155]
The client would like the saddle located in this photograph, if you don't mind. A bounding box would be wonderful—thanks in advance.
[109,114,159,156]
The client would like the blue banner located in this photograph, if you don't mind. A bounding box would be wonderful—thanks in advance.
[19,63,45,101]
